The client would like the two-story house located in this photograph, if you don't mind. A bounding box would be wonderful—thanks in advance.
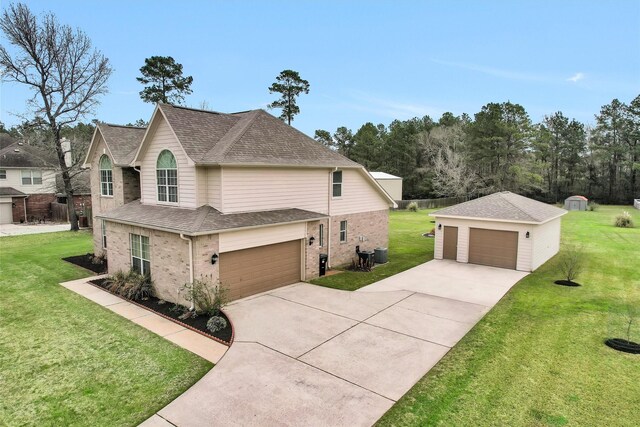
[83,104,395,304]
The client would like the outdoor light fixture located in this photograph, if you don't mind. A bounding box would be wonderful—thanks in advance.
[211,253,219,265]
[526,231,530,238]
[438,224,442,230]
[309,236,315,246]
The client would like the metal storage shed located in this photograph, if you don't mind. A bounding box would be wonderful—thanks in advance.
[564,195,588,211]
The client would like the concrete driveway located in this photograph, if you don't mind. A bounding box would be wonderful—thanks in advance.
[146,260,527,427]
[0,223,70,236]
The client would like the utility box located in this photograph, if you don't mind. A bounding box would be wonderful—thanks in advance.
[319,253,328,276]
[374,247,388,264]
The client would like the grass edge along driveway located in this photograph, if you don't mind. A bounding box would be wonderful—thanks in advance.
[376,206,640,426]
[0,231,212,427]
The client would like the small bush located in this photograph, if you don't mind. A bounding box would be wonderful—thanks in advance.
[105,270,128,294]
[559,244,585,283]
[407,201,418,212]
[614,211,634,228]
[180,276,229,316]
[587,202,599,212]
[121,272,153,301]
[206,316,227,333]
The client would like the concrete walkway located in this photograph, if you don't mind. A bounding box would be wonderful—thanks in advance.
[147,260,527,427]
[60,277,228,364]
[0,223,71,236]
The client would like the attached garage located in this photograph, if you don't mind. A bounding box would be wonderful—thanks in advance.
[0,200,12,224]
[220,240,302,300]
[0,188,28,224]
[431,192,567,272]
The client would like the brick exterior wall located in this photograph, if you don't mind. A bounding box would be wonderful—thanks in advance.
[304,219,328,279]
[122,167,141,204]
[327,209,389,269]
[105,221,192,305]
[12,193,56,222]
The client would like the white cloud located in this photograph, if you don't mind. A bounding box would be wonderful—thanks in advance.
[567,72,585,83]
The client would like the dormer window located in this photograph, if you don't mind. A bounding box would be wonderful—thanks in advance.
[99,155,113,196]
[332,170,342,197]
[156,150,178,203]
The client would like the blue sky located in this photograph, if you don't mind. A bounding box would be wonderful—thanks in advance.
[1,0,639,136]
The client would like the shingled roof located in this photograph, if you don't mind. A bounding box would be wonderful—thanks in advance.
[431,192,567,223]
[96,123,146,166]
[98,200,327,235]
[0,187,27,197]
[154,104,361,167]
[0,138,58,168]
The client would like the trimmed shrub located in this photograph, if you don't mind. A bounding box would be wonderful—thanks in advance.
[614,211,634,228]
[206,316,227,333]
[407,201,418,212]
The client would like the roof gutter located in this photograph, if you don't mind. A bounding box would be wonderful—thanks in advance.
[428,211,568,225]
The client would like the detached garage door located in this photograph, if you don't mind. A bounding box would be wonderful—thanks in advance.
[468,228,518,269]
[220,240,301,300]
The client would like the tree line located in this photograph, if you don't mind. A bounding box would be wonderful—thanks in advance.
[315,96,640,204]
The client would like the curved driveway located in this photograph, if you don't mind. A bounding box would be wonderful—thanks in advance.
[143,260,527,427]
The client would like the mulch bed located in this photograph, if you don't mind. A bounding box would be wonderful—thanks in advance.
[554,280,581,287]
[89,278,233,345]
[605,338,640,354]
[62,253,107,274]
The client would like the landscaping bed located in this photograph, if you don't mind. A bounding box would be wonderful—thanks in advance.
[62,253,107,274]
[89,278,233,345]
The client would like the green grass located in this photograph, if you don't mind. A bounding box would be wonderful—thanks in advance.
[311,209,436,291]
[0,232,212,427]
[377,206,640,427]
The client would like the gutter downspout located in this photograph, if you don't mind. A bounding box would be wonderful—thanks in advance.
[23,195,28,223]
[179,233,195,310]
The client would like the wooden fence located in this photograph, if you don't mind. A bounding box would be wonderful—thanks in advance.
[395,196,466,210]
[51,202,68,222]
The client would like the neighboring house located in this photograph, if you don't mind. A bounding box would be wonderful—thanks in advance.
[0,135,58,223]
[84,104,395,303]
[370,172,403,201]
[564,195,588,211]
[431,192,567,272]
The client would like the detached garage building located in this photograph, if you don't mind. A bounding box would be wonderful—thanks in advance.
[431,192,567,272]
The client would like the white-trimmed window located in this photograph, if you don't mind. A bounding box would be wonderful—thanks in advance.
[0,169,6,179]
[21,170,42,185]
[319,224,324,247]
[332,170,342,197]
[99,155,113,196]
[101,220,107,249]
[156,150,178,203]
[339,220,347,242]
[130,234,150,276]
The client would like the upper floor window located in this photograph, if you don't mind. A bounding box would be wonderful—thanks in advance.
[21,170,42,185]
[156,150,178,203]
[332,170,342,197]
[0,169,6,179]
[99,155,113,196]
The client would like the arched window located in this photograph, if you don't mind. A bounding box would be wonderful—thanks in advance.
[156,150,178,203]
[99,155,113,196]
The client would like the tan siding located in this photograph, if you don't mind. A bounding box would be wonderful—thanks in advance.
[139,117,197,208]
[219,222,306,252]
[196,167,208,207]
[375,178,403,201]
[2,168,57,194]
[332,169,390,215]
[434,217,533,272]
[221,167,328,214]
[207,167,221,210]
[532,218,561,270]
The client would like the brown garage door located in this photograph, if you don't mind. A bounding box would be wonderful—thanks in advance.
[468,228,518,269]
[219,240,301,300]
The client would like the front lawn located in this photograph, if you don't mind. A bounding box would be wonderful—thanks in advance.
[377,206,640,426]
[311,209,435,291]
[0,232,212,426]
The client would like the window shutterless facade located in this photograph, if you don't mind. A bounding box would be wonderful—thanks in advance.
[130,234,150,276]
[339,220,347,242]
[21,170,42,185]
[0,169,6,179]
[157,150,178,203]
[319,224,324,247]
[332,170,342,197]
[99,155,113,196]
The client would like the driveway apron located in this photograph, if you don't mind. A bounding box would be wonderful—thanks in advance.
[146,260,528,427]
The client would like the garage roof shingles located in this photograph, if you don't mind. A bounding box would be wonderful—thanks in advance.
[433,192,566,223]
[98,200,327,235]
